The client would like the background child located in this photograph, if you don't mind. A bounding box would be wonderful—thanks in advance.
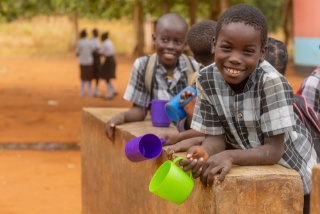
[91,28,101,97]
[160,20,217,158]
[105,13,200,140]
[75,29,95,97]
[301,66,320,120]
[265,37,288,75]
[100,31,117,99]
[179,4,318,214]
[179,19,217,131]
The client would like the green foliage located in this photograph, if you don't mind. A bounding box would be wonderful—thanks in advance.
[230,0,285,33]
[251,0,285,32]
[0,0,285,32]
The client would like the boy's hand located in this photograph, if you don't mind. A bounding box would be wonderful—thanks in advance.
[179,146,209,179]
[158,132,180,146]
[179,90,195,102]
[180,91,196,117]
[182,97,196,117]
[165,137,204,160]
[105,115,125,141]
[200,151,233,186]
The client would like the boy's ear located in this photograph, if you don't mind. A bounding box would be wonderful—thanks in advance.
[260,45,267,62]
[183,41,188,51]
[211,37,216,54]
[152,33,156,44]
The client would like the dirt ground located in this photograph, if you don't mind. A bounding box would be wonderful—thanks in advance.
[0,54,133,214]
[0,55,306,214]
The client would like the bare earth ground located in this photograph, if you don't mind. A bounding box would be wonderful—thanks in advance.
[0,55,305,214]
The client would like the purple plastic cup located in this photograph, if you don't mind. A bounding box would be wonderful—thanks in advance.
[125,134,166,162]
[151,99,171,127]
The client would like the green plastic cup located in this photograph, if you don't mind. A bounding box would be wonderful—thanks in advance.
[149,157,194,204]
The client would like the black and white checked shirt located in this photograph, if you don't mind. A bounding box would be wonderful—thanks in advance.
[302,67,320,119]
[123,55,200,107]
[191,60,318,195]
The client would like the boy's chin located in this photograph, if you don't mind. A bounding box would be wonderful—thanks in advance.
[159,58,179,67]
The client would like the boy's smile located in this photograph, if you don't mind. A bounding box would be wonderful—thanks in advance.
[214,22,266,85]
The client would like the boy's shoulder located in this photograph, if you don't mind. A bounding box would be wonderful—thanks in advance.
[312,66,320,79]
[132,55,150,68]
[257,60,286,80]
[259,60,279,73]
[198,63,219,77]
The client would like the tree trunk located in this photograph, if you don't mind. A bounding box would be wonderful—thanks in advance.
[282,0,293,46]
[67,12,78,52]
[220,0,230,13]
[162,0,170,14]
[188,0,197,26]
[210,0,220,20]
[132,0,145,57]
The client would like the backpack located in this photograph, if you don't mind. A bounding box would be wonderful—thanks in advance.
[293,94,320,157]
[143,53,196,94]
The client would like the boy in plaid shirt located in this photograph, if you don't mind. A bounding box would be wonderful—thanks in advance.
[105,13,199,140]
[179,4,318,214]
[301,66,320,121]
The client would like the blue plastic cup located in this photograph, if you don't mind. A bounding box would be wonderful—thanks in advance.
[165,86,197,122]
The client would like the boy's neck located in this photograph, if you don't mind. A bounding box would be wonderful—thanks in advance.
[228,77,249,94]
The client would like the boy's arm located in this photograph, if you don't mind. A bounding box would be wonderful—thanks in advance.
[200,133,285,185]
[123,104,147,122]
[201,134,227,156]
[176,129,204,142]
[105,104,146,140]
[225,133,285,166]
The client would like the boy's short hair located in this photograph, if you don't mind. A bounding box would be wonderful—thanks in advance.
[265,37,288,75]
[155,13,188,34]
[215,4,268,49]
[187,20,217,57]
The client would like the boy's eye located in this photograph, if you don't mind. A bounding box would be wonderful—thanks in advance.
[220,45,231,50]
[161,38,168,43]
[243,49,255,55]
[175,41,183,45]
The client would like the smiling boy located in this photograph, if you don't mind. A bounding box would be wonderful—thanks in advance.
[179,4,318,214]
[105,13,199,140]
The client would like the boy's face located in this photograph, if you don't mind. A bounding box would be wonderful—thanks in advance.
[152,22,187,70]
[213,22,266,85]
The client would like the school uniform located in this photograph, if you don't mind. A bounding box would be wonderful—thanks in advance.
[100,39,116,81]
[75,38,95,81]
[123,55,200,107]
[191,60,318,196]
[91,37,101,81]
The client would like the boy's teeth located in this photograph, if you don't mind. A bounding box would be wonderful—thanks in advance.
[227,68,240,74]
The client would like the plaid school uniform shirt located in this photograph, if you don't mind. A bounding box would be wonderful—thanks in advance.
[191,60,318,195]
[123,55,199,107]
[302,67,320,119]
